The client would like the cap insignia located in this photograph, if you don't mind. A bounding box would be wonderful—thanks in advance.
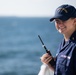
[57,8,68,13]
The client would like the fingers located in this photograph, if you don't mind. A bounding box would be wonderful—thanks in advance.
[40,53,49,61]
[40,53,53,64]
[43,56,52,64]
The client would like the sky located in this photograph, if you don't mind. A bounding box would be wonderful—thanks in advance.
[0,0,76,17]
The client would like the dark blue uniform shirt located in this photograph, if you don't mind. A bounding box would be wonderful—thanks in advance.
[54,31,76,75]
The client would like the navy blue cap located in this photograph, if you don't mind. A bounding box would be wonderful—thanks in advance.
[50,4,76,22]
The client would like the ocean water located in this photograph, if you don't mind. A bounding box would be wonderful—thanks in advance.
[0,17,63,75]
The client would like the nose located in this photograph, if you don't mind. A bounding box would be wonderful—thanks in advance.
[55,20,65,27]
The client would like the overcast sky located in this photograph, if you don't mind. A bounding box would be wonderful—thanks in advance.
[0,0,76,17]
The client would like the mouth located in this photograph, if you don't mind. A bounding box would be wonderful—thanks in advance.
[58,26,66,33]
[59,26,66,30]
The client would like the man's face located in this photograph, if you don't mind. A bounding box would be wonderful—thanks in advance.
[54,18,75,35]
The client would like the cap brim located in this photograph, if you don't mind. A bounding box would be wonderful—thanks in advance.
[50,15,69,22]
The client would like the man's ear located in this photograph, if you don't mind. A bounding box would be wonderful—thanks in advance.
[74,18,76,29]
[74,18,76,23]
[73,18,76,26]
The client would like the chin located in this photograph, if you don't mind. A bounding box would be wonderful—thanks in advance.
[59,30,66,34]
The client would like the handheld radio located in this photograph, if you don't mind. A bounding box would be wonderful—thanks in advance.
[38,35,55,66]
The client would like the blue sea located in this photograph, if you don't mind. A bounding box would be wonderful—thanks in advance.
[0,17,63,75]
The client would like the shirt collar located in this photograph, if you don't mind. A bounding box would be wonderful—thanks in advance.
[70,31,76,42]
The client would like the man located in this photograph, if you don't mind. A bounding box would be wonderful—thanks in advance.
[40,4,76,75]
